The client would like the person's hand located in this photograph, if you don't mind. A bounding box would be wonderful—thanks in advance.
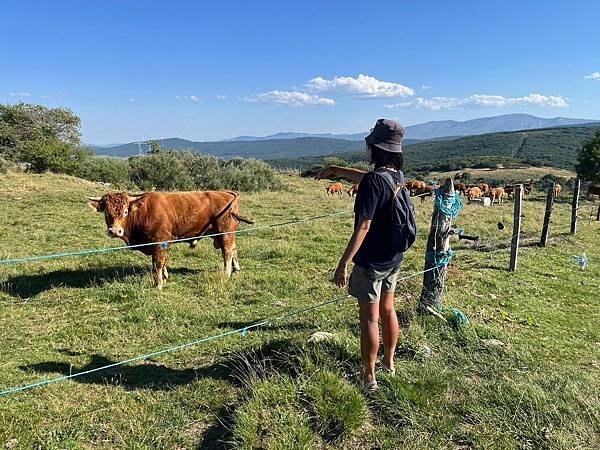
[334,262,348,288]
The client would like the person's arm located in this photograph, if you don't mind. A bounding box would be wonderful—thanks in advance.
[316,165,366,184]
[334,216,371,287]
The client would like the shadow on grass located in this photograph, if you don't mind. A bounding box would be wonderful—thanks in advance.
[19,353,231,391]
[1,265,203,298]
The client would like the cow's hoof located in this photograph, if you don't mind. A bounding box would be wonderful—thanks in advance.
[189,240,198,249]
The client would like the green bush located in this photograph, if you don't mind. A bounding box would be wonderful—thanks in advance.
[175,151,223,190]
[302,370,368,443]
[0,156,16,174]
[75,156,130,185]
[18,137,91,174]
[128,152,193,191]
[219,158,279,192]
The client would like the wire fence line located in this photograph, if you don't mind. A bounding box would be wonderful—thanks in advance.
[0,264,441,397]
[0,210,355,266]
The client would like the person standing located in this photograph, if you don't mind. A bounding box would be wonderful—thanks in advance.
[332,119,415,390]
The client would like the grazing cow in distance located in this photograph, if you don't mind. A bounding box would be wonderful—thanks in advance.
[523,182,534,195]
[478,183,490,196]
[414,185,434,202]
[326,182,344,197]
[466,186,482,201]
[554,183,562,197]
[87,191,253,289]
[490,187,506,205]
[587,185,600,198]
[455,182,467,196]
[347,184,358,197]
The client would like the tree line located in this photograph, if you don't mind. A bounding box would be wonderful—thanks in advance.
[0,103,280,192]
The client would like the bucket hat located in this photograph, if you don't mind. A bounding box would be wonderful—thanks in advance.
[365,118,404,153]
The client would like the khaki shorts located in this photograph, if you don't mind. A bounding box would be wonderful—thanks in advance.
[348,264,401,304]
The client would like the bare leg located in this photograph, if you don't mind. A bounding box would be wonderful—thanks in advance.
[152,250,167,289]
[359,302,380,385]
[379,291,399,372]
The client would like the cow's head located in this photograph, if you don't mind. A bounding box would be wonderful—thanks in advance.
[87,193,143,238]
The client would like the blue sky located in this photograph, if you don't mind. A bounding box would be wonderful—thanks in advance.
[1,0,599,144]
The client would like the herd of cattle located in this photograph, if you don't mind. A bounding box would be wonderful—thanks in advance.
[84,179,599,289]
[325,180,578,206]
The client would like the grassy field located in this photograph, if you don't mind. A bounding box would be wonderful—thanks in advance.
[0,172,599,449]
[428,166,575,184]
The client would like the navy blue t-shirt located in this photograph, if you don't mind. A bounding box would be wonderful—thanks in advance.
[353,168,405,271]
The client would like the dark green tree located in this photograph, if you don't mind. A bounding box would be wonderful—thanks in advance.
[0,102,86,173]
[145,139,162,155]
[576,130,600,184]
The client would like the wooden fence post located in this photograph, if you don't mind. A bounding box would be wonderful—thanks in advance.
[540,184,555,247]
[571,179,580,234]
[419,178,455,312]
[597,204,600,221]
[509,184,523,272]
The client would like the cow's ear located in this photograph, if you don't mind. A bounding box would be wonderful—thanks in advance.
[128,195,144,212]
[86,197,103,212]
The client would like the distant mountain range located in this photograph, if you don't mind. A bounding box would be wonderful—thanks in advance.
[89,114,599,159]
[220,114,597,142]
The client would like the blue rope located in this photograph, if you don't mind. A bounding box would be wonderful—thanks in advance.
[0,265,444,397]
[425,249,454,266]
[0,210,354,266]
[434,188,463,219]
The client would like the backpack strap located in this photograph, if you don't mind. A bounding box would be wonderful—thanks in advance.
[372,168,405,198]
[371,169,406,218]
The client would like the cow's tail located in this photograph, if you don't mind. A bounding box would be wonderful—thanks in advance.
[232,213,254,224]
[224,191,254,225]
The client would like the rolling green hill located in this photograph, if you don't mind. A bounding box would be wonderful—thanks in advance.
[267,124,600,172]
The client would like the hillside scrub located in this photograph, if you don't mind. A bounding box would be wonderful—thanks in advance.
[74,156,131,187]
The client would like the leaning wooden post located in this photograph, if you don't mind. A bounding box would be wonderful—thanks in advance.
[596,204,600,221]
[419,178,456,312]
[509,184,523,272]
[540,184,555,247]
[571,179,580,234]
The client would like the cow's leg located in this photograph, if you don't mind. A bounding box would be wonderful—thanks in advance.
[232,247,241,273]
[152,249,167,289]
[162,265,169,280]
[220,235,235,277]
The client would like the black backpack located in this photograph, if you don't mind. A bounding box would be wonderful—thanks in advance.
[371,168,417,253]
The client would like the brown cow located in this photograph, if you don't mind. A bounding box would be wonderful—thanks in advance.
[490,187,506,205]
[87,191,252,289]
[414,185,434,202]
[326,182,344,196]
[478,183,489,195]
[406,180,422,191]
[347,184,358,197]
[466,186,482,201]
[554,183,562,197]
[455,182,467,196]
[587,185,600,197]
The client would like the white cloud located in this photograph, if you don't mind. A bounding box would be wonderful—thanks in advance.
[244,90,335,106]
[421,84,431,90]
[385,93,568,110]
[175,95,201,102]
[584,72,600,81]
[305,74,414,98]
[9,92,31,97]
[216,95,226,100]
[128,98,135,102]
